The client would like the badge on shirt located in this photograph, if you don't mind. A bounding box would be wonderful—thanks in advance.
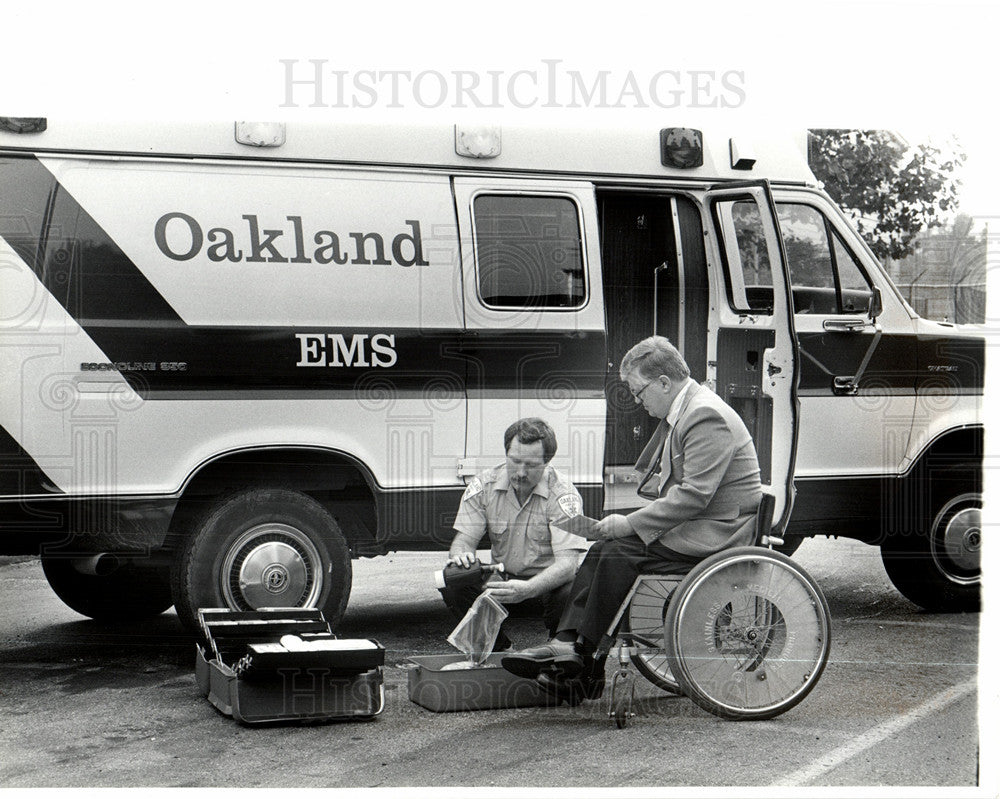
[462,477,484,501]
[557,493,581,517]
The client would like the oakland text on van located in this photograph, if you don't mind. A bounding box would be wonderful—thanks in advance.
[0,119,982,633]
[154,213,429,267]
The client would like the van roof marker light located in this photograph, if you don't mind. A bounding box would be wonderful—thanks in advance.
[0,117,47,134]
[729,137,756,170]
[660,128,703,169]
[235,121,286,148]
[455,124,501,159]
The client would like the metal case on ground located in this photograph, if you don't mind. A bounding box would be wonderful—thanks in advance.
[196,607,385,725]
[407,653,554,712]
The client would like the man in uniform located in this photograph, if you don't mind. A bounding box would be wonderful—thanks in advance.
[441,417,588,652]
[502,336,762,699]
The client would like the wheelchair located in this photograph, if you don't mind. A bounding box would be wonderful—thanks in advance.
[600,494,832,727]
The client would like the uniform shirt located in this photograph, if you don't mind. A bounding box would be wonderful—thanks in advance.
[453,463,588,576]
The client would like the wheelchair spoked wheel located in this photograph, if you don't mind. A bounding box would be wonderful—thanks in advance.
[664,546,832,721]
[625,577,683,694]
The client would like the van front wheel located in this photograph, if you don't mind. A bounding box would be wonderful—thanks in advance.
[172,489,352,633]
[881,491,981,613]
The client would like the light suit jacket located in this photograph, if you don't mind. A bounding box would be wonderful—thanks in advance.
[626,381,762,557]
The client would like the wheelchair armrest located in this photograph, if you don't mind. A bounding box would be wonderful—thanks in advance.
[754,492,777,547]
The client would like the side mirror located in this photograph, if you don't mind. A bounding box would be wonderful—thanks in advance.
[868,287,883,321]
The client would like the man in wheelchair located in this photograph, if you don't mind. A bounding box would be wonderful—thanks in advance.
[501,336,763,701]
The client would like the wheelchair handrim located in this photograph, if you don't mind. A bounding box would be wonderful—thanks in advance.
[665,549,832,719]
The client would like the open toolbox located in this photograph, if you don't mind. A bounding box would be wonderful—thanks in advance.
[195,607,385,724]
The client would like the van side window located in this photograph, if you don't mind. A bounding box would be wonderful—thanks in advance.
[714,198,773,313]
[776,203,872,315]
[832,234,871,312]
[473,194,585,309]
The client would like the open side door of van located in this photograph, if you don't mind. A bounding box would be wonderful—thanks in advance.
[703,180,800,534]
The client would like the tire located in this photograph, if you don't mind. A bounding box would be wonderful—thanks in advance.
[881,490,982,612]
[41,556,174,622]
[664,547,832,721]
[171,488,352,634]
[624,576,683,694]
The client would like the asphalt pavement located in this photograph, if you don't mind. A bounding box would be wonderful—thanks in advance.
[0,536,988,791]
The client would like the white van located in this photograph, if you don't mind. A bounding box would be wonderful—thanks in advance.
[0,119,982,630]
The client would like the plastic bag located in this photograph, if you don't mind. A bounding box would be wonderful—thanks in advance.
[446,591,509,666]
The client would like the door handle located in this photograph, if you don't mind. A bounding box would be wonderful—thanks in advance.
[832,376,858,396]
[823,318,869,333]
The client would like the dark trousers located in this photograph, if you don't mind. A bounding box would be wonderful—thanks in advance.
[558,535,699,647]
[439,575,573,649]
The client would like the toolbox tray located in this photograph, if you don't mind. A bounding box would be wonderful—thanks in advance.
[407,653,555,712]
[196,607,385,725]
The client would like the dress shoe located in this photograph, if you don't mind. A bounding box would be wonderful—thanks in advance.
[535,668,583,704]
[536,656,607,702]
[501,639,583,679]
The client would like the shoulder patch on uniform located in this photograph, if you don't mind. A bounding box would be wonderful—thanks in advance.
[462,477,484,501]
[557,493,581,517]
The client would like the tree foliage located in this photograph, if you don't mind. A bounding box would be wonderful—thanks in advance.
[807,130,966,262]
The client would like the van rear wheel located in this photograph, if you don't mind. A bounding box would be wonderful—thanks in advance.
[171,488,352,633]
[41,556,174,622]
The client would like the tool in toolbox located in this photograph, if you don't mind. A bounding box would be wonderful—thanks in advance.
[195,607,385,725]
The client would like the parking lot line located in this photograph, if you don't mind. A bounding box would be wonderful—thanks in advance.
[774,675,978,787]
[843,618,980,631]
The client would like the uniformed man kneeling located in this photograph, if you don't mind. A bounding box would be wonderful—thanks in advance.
[440,418,588,652]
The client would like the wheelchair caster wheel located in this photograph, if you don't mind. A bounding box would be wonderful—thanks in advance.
[609,669,635,729]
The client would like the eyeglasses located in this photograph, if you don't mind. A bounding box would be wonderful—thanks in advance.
[630,379,655,403]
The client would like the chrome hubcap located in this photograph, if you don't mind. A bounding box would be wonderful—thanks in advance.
[222,523,323,610]
[261,561,290,593]
[942,508,981,572]
[932,495,981,585]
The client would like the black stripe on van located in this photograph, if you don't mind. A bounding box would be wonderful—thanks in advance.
[75,326,608,395]
[0,154,184,327]
[796,330,985,394]
[0,425,62,495]
[0,153,57,275]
